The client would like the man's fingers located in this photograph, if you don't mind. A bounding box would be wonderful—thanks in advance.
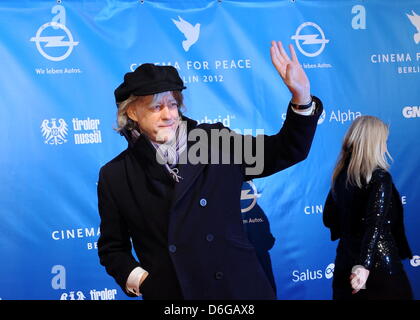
[270,47,285,77]
[285,63,294,84]
[270,44,281,66]
[271,41,286,64]
[289,44,299,63]
[277,41,291,62]
[271,42,290,79]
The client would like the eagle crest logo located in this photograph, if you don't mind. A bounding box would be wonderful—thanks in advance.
[41,118,68,145]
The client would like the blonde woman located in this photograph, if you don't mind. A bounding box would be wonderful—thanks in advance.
[323,116,413,300]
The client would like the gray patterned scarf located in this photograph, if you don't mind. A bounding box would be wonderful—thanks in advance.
[151,121,187,182]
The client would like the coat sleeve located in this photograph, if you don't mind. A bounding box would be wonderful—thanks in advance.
[323,189,341,241]
[97,167,141,297]
[359,169,392,270]
[243,96,323,180]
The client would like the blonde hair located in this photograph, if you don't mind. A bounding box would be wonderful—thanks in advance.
[332,115,392,188]
[115,91,184,133]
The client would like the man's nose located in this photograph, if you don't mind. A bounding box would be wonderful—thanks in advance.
[160,105,172,119]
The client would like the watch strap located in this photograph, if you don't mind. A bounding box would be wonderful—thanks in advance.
[290,96,314,110]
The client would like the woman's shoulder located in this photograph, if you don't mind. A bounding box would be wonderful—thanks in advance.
[370,167,392,185]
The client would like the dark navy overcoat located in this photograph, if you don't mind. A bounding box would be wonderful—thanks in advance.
[97,98,323,299]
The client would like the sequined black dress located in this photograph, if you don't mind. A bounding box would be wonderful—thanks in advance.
[323,167,413,300]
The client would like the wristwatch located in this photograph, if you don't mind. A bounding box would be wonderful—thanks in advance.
[290,96,314,110]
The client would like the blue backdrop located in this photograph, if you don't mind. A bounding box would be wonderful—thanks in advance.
[0,0,419,300]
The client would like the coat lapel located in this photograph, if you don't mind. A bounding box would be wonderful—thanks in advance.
[129,134,174,183]
[125,135,175,210]
[124,117,208,207]
[172,117,207,206]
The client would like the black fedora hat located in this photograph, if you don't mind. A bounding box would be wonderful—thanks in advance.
[114,63,186,104]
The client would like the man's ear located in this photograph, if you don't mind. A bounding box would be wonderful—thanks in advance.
[126,104,138,122]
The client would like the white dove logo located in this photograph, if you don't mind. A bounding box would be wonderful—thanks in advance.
[172,16,200,52]
[41,118,68,145]
[407,10,420,44]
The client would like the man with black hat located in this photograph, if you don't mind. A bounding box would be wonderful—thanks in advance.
[97,41,323,300]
